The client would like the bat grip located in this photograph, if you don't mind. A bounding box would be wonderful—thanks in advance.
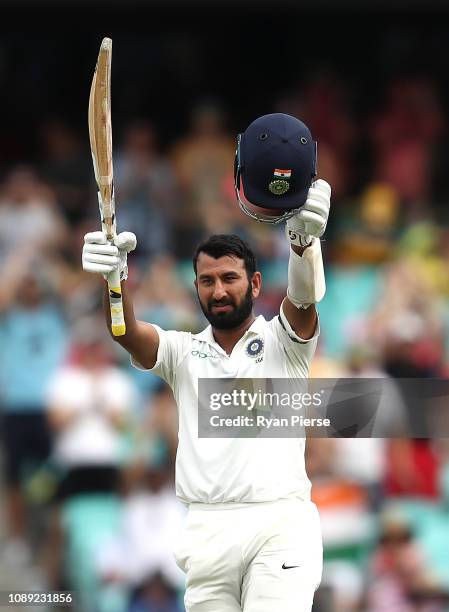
[107,267,126,336]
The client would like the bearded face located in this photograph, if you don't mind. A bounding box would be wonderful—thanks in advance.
[195,253,259,330]
[198,281,253,330]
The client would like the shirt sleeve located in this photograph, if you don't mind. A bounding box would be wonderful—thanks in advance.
[268,302,320,377]
[130,324,191,388]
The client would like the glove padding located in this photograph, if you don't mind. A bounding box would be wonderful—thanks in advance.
[286,179,331,247]
[82,231,137,280]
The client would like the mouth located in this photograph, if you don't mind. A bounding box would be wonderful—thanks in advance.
[210,303,233,313]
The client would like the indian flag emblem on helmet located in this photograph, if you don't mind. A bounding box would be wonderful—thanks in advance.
[274,169,292,179]
[269,169,292,195]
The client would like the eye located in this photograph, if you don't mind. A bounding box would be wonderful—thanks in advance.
[259,133,268,141]
[300,137,308,145]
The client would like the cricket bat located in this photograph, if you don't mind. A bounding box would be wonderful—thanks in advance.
[88,37,126,336]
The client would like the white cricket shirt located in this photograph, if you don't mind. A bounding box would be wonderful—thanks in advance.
[132,305,319,505]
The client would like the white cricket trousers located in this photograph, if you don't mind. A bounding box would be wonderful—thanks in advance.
[174,498,323,611]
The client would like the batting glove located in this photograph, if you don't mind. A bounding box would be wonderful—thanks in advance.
[82,231,137,281]
[286,179,331,247]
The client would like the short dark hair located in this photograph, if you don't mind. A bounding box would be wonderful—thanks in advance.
[193,234,257,278]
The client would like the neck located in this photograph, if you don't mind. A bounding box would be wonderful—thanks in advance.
[211,314,256,355]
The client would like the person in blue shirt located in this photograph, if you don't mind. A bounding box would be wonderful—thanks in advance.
[0,265,67,564]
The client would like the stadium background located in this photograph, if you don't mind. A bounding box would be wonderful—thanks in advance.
[1,3,449,611]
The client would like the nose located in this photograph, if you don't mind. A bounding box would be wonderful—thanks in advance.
[212,280,227,301]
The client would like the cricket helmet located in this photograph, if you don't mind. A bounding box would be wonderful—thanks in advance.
[234,113,317,224]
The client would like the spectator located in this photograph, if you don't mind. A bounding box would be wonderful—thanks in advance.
[39,118,93,224]
[128,256,201,398]
[0,166,67,263]
[369,78,445,151]
[365,513,439,612]
[330,182,401,265]
[128,572,184,612]
[114,121,179,260]
[44,318,136,593]
[46,318,135,501]
[307,438,375,612]
[170,101,235,256]
[369,78,446,221]
[96,465,185,601]
[0,258,68,567]
[278,72,357,198]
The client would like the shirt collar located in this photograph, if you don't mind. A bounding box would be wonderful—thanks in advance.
[192,314,266,347]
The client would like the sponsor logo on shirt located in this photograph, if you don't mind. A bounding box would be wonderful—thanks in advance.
[191,350,219,359]
[282,562,301,569]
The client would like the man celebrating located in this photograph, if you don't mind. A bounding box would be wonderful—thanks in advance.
[82,113,331,611]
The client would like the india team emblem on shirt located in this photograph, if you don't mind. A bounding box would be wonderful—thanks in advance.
[245,337,264,358]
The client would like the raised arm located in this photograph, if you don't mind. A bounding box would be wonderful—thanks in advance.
[102,279,159,369]
[283,179,331,339]
[83,230,159,369]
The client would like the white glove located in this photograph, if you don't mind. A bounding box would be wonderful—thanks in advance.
[286,179,331,247]
[82,231,137,281]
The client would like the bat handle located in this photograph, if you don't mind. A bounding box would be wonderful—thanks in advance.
[107,267,126,336]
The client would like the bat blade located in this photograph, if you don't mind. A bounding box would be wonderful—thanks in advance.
[88,37,115,240]
[88,37,125,337]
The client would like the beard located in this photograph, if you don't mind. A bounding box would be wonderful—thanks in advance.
[198,283,254,330]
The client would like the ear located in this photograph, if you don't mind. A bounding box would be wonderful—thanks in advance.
[251,271,262,298]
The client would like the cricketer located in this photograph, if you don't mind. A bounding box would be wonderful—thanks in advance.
[82,113,331,611]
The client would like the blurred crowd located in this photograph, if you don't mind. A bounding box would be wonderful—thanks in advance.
[1,72,449,612]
